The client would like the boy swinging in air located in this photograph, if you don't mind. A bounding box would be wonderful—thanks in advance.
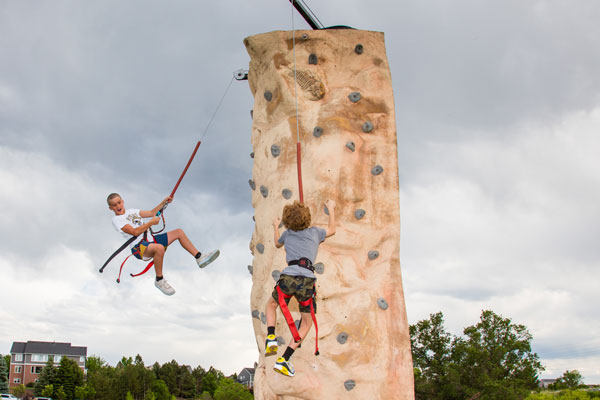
[265,199,336,377]
[107,193,219,295]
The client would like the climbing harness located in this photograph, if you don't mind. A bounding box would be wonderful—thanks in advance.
[276,282,319,356]
[99,75,235,282]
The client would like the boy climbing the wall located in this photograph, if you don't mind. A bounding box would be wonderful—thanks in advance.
[264,199,336,377]
[107,193,219,296]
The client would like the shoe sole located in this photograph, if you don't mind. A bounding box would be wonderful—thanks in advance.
[265,346,278,357]
[198,250,220,268]
[273,365,294,377]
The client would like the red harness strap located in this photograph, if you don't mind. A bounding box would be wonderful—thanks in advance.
[276,285,320,355]
[117,232,156,283]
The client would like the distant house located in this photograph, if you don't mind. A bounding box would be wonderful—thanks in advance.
[8,341,87,389]
[237,367,255,389]
[539,378,557,388]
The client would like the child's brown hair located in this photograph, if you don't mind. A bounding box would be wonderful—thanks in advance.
[282,201,311,231]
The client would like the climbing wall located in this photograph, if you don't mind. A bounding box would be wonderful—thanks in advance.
[245,29,414,400]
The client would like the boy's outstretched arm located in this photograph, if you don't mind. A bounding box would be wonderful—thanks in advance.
[140,196,172,218]
[121,216,160,237]
[325,199,336,237]
[273,217,283,248]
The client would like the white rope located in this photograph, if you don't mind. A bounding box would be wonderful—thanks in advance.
[291,0,300,143]
[200,75,235,141]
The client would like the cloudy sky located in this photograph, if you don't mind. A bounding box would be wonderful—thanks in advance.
[2,0,599,383]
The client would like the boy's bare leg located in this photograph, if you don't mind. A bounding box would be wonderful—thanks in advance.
[143,243,165,277]
[167,228,199,256]
[266,297,278,326]
[289,312,313,350]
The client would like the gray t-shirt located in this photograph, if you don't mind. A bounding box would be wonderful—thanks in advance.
[278,226,327,278]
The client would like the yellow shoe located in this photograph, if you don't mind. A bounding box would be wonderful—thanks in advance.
[273,357,295,377]
[265,334,278,357]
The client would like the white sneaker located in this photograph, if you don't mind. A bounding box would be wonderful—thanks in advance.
[154,279,175,296]
[196,249,220,268]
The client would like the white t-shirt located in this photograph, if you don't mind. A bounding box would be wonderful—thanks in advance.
[112,208,145,248]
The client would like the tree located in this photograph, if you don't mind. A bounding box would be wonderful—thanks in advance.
[454,310,543,400]
[410,312,461,400]
[12,383,26,398]
[54,356,84,400]
[201,367,223,397]
[550,370,584,390]
[0,355,9,393]
[151,379,171,400]
[55,385,67,400]
[125,391,134,400]
[213,378,253,400]
[34,359,56,396]
[410,310,544,400]
[42,384,54,397]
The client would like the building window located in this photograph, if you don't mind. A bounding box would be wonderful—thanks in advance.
[80,356,85,363]
[15,366,22,373]
[32,354,48,362]
[53,355,63,363]
[13,378,21,384]
[15,354,23,362]
[31,366,43,374]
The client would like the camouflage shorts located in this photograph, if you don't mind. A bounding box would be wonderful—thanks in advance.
[272,274,317,314]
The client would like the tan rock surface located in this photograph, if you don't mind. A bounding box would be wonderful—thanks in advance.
[245,29,414,400]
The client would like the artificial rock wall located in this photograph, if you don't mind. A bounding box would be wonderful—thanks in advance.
[245,29,414,400]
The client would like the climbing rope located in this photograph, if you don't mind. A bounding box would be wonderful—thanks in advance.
[291,0,305,203]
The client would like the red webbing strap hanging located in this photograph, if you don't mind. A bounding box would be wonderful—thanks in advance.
[130,261,154,278]
[296,142,304,203]
[117,255,133,283]
[276,286,302,343]
[299,297,319,355]
[170,141,201,198]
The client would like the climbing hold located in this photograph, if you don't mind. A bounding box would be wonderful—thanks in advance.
[314,262,324,274]
[252,310,260,319]
[264,91,273,102]
[355,44,364,54]
[282,189,292,199]
[344,380,356,391]
[362,121,373,133]
[271,144,281,158]
[276,336,286,346]
[346,141,355,152]
[313,126,323,138]
[377,298,389,310]
[308,53,318,65]
[272,270,281,281]
[371,165,383,175]
[260,185,268,198]
[261,312,267,324]
[349,92,361,103]
[294,319,301,330]
[368,250,379,260]
[250,110,253,119]
[301,33,309,40]
[324,204,329,215]
[256,243,265,254]
[250,152,254,158]
[354,209,366,220]
[252,216,255,222]
[337,332,348,344]
[248,179,256,190]
[248,265,253,275]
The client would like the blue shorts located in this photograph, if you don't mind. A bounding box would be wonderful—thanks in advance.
[132,233,168,260]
